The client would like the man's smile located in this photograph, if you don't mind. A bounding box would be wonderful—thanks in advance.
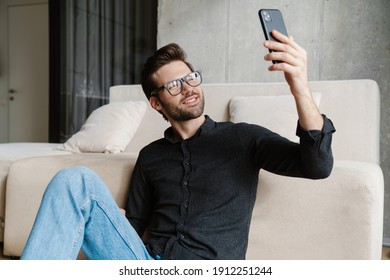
[182,95,199,106]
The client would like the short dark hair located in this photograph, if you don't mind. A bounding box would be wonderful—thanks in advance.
[141,43,194,100]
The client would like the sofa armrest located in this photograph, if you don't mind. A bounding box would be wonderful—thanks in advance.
[4,153,137,257]
[247,160,384,260]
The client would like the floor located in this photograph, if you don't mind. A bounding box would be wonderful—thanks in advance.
[1,243,390,260]
[0,243,18,260]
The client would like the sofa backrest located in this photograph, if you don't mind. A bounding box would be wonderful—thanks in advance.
[110,79,380,164]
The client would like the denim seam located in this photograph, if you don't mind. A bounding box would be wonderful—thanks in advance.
[89,195,142,260]
[70,198,91,259]
[69,221,85,259]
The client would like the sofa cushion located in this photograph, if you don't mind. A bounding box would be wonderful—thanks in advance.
[57,101,147,153]
[229,92,321,142]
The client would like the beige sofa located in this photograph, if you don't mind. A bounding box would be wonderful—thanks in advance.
[1,80,384,259]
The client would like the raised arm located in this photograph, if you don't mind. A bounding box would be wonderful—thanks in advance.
[263,29,323,131]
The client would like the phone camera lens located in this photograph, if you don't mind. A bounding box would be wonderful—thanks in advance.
[262,10,272,22]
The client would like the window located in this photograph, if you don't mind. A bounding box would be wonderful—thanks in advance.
[49,0,157,142]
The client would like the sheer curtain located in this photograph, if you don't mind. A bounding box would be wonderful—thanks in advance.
[60,0,156,141]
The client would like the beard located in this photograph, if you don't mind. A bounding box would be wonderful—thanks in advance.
[158,92,205,122]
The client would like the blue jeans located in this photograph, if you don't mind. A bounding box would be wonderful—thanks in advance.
[21,166,154,260]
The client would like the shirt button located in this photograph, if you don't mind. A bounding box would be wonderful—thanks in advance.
[180,234,185,239]
[185,161,190,166]
[183,181,188,186]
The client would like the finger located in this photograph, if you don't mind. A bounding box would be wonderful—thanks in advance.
[268,62,299,75]
[263,40,295,56]
[264,40,307,68]
[264,51,297,66]
[271,30,304,53]
[264,40,300,59]
[271,29,289,43]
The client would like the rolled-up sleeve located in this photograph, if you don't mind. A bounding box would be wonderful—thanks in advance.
[295,115,336,179]
[250,115,336,179]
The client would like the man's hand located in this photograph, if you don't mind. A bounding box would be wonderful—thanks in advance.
[263,30,308,96]
[119,208,126,215]
[263,30,323,131]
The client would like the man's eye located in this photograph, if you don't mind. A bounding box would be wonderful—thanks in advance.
[167,80,179,90]
[186,73,195,81]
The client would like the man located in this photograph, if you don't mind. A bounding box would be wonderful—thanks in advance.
[21,30,335,260]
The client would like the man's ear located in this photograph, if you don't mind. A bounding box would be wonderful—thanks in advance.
[149,96,162,111]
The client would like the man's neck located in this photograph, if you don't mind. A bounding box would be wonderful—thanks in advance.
[169,115,206,142]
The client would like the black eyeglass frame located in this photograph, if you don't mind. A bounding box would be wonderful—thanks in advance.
[150,70,202,97]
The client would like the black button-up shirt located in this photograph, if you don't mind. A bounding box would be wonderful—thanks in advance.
[126,116,335,259]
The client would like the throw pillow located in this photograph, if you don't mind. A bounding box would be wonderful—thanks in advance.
[57,101,147,153]
[229,92,321,142]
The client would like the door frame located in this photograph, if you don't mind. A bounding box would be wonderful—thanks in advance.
[0,0,48,143]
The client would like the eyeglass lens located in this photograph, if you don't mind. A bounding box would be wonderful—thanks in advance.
[166,71,201,96]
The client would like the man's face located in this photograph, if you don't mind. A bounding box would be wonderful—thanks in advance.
[150,61,205,122]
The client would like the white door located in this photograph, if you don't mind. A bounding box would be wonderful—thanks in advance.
[8,3,49,142]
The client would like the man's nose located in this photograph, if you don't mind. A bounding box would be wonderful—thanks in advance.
[181,82,192,95]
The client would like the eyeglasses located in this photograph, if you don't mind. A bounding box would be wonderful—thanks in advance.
[151,70,202,96]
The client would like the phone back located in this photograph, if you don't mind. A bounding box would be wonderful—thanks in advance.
[259,9,288,42]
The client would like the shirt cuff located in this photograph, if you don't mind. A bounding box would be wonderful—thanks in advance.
[295,114,336,141]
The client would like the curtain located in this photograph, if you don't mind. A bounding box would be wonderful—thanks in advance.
[60,0,156,141]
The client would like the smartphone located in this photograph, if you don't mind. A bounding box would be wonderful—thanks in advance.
[258,9,288,63]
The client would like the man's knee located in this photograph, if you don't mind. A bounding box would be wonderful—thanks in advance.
[45,166,99,196]
[53,166,96,183]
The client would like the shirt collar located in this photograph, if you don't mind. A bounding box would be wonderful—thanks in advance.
[164,115,215,143]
